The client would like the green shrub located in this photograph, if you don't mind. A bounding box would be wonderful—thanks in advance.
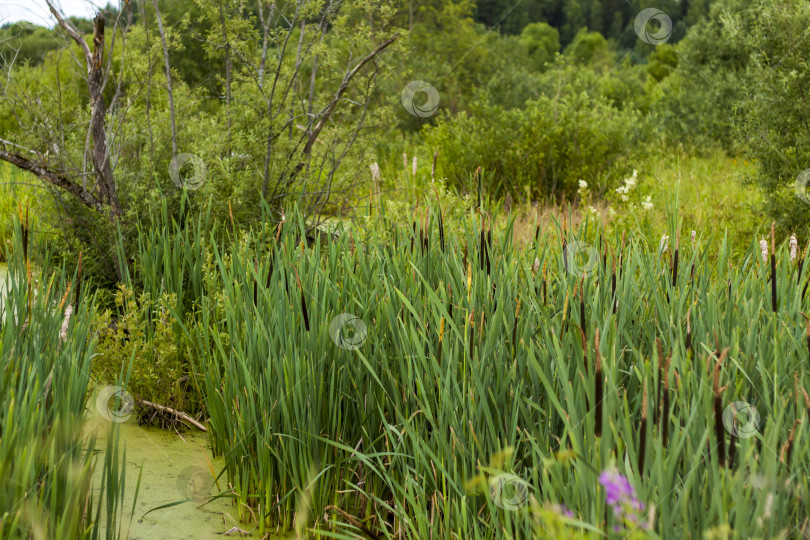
[93,285,201,424]
[423,88,650,201]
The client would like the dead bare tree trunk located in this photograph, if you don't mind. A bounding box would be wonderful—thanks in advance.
[88,16,121,217]
[151,0,178,156]
[0,2,122,218]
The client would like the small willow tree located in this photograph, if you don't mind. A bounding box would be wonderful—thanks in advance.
[0,0,401,280]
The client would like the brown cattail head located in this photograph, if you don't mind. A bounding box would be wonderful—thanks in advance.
[638,379,648,474]
[437,316,445,364]
[655,338,664,424]
[686,306,693,357]
[21,204,29,262]
[672,231,680,286]
[712,349,729,467]
[74,252,83,307]
[780,419,802,466]
[511,298,521,356]
[662,354,671,447]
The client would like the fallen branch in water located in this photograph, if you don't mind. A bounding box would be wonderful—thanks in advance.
[137,399,207,431]
[221,526,252,536]
[325,505,382,540]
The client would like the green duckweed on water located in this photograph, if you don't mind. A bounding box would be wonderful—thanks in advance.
[88,398,293,540]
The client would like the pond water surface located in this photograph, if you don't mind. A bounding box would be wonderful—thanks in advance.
[0,264,290,538]
[89,407,291,539]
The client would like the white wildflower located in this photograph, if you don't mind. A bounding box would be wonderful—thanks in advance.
[790,234,798,262]
[760,238,769,262]
[588,205,598,214]
[624,170,638,188]
[607,207,616,216]
[59,304,73,342]
[578,180,588,189]
[641,195,653,210]
[763,492,774,519]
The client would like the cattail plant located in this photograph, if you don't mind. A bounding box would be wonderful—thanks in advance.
[638,379,648,474]
[686,306,693,359]
[770,222,777,312]
[655,339,664,425]
[579,278,586,342]
[74,251,83,308]
[438,209,445,251]
[291,265,309,331]
[437,316,445,365]
[594,328,603,438]
[512,298,521,357]
[672,231,680,287]
[661,354,671,447]
[712,349,728,467]
[780,419,801,468]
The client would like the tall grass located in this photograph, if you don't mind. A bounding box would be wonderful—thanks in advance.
[157,207,809,538]
[0,164,36,262]
[0,221,132,539]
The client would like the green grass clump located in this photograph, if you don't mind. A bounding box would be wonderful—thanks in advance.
[158,207,810,539]
[0,222,133,539]
[0,164,37,262]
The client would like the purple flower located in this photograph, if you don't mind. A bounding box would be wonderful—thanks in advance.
[548,502,575,519]
[599,469,647,530]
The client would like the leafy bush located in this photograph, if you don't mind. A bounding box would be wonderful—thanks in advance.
[93,285,201,425]
[724,0,810,234]
[423,83,650,201]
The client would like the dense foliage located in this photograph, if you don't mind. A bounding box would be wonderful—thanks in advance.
[119,207,810,538]
[3,0,810,537]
